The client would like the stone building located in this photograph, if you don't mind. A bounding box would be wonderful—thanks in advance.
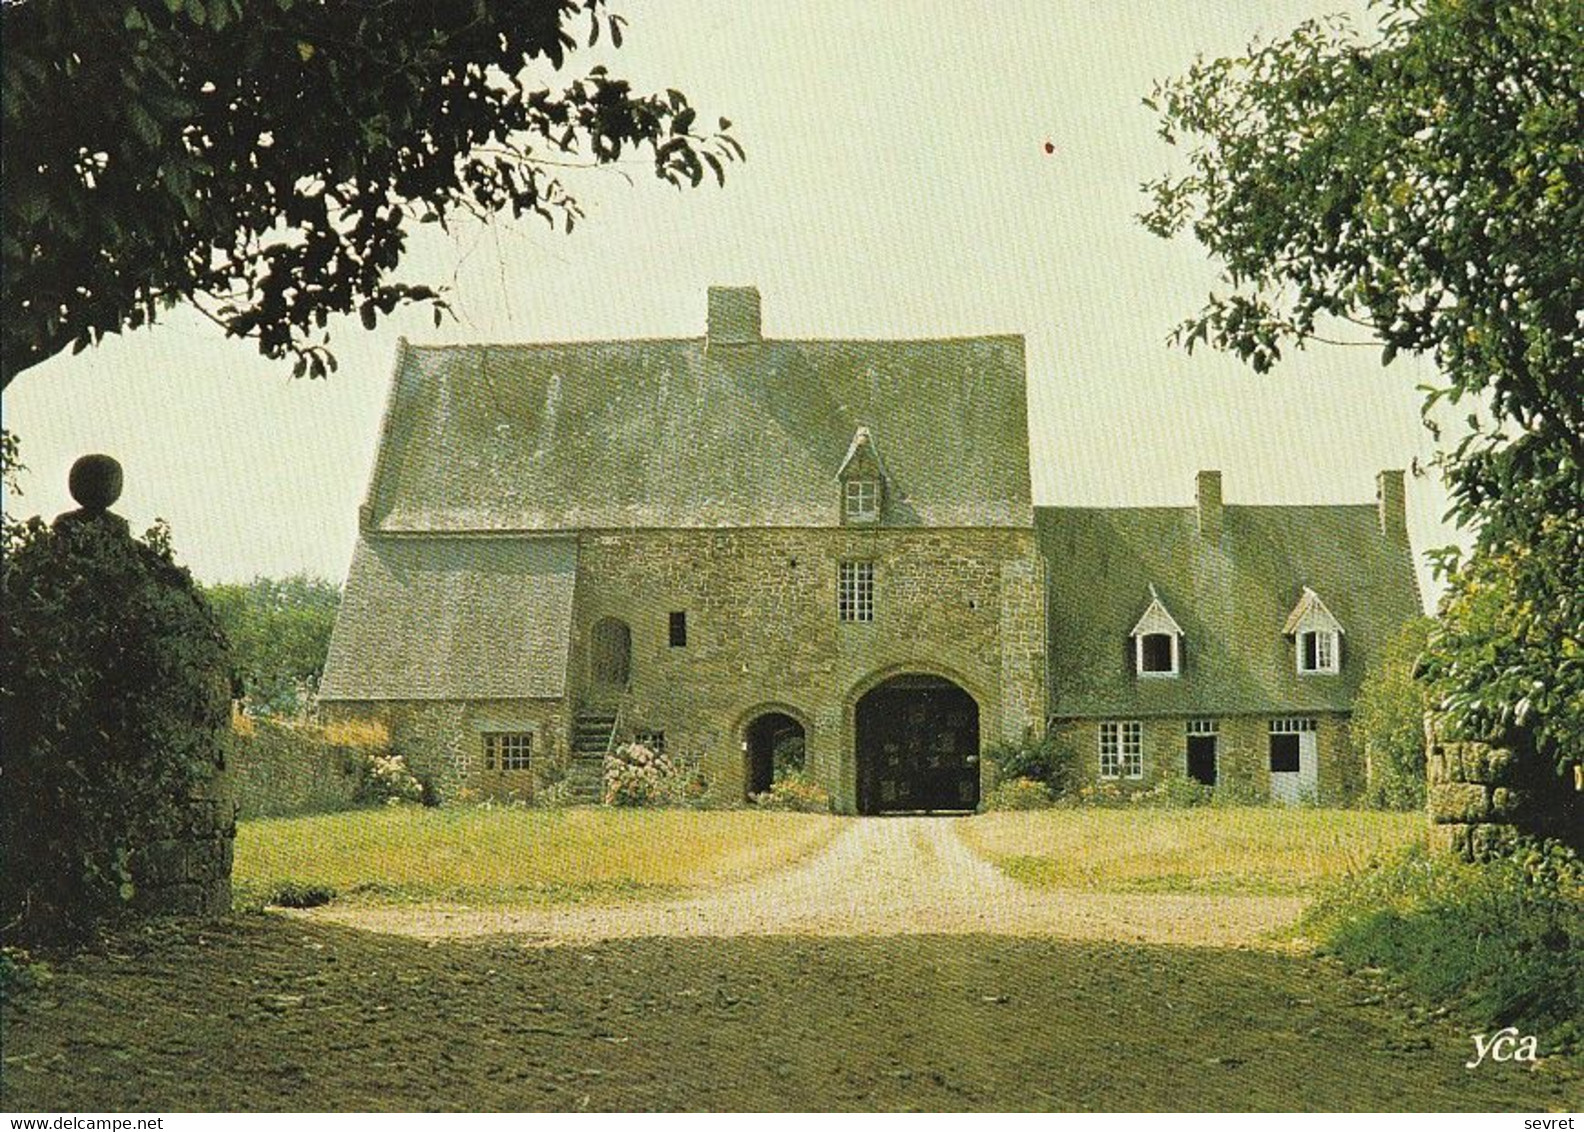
[1039,470,1421,802]
[320,286,1421,812]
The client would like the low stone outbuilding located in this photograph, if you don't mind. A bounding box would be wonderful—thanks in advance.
[1039,470,1421,802]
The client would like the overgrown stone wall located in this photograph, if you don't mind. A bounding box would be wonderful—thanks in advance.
[227,719,363,819]
[130,756,235,917]
[1426,736,1578,859]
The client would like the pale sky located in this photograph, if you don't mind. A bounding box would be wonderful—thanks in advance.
[4,1,1457,605]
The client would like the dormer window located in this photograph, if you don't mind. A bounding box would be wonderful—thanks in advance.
[1284,587,1343,675]
[844,479,880,522]
[1130,585,1183,677]
[1300,629,1336,673]
[837,426,887,525]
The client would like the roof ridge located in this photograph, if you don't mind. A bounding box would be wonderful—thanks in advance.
[404,332,1025,352]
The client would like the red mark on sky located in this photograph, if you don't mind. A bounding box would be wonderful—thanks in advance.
[1043,140,1056,155]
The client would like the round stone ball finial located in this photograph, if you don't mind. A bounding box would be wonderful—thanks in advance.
[68,454,123,513]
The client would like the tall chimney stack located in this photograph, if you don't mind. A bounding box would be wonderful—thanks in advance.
[1377,469,1407,540]
[707,285,761,349]
[1197,470,1223,543]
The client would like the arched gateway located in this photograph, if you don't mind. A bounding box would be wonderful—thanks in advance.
[854,674,980,815]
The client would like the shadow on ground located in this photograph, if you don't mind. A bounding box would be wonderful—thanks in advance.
[2,915,1574,1111]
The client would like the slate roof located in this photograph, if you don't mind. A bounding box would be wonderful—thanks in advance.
[318,536,575,701]
[361,334,1031,532]
[1037,503,1422,717]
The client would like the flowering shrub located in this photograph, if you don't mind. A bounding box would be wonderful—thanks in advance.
[358,751,424,805]
[982,777,1054,811]
[750,771,830,813]
[603,742,677,807]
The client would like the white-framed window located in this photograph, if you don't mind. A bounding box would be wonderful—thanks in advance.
[1137,633,1178,675]
[483,732,532,772]
[1186,719,1219,736]
[1268,718,1316,772]
[1130,587,1183,677]
[839,560,875,623]
[1099,721,1143,780]
[844,479,880,522]
[634,729,666,756]
[1298,630,1339,673]
[1285,587,1343,675]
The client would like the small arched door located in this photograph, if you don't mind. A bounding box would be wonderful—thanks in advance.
[744,711,806,798]
[855,674,979,814]
[591,617,632,690]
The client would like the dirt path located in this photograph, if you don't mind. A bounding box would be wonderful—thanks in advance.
[305,816,1304,947]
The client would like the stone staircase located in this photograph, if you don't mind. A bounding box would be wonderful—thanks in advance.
[565,709,618,804]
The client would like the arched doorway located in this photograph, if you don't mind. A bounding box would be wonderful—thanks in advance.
[590,617,631,691]
[855,674,979,815]
[744,711,806,798]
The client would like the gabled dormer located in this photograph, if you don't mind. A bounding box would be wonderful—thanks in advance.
[837,426,887,524]
[1130,584,1183,677]
[1284,587,1343,674]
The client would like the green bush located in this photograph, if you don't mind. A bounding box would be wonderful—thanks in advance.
[1303,840,1583,1055]
[751,771,831,813]
[981,777,1055,811]
[1,516,230,942]
[984,733,1074,798]
[1208,777,1268,807]
[267,882,337,909]
[0,947,53,997]
[1355,617,1435,810]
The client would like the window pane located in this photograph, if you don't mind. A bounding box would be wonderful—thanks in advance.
[845,479,878,520]
[1141,633,1174,672]
[839,561,874,622]
[484,732,532,771]
[668,611,687,648]
[1269,733,1300,773]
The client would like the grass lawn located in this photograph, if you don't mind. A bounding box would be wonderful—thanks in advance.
[234,806,843,907]
[959,807,1426,896]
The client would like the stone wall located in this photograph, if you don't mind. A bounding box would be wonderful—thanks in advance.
[571,526,1046,812]
[227,719,364,819]
[1426,736,1580,859]
[131,765,235,917]
[1052,712,1359,802]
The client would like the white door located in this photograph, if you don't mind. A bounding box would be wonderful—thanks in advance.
[1269,720,1318,804]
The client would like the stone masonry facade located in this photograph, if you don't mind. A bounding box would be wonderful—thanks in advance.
[571,526,1046,813]
[1051,713,1359,802]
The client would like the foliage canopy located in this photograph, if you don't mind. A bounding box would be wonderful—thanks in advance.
[1,0,742,385]
[1354,617,1436,810]
[205,573,339,716]
[1141,0,1581,773]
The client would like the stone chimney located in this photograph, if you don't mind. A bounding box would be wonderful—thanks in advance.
[1377,469,1407,540]
[1196,470,1223,543]
[707,285,761,348]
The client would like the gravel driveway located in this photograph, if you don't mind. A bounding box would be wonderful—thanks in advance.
[307,815,1304,947]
